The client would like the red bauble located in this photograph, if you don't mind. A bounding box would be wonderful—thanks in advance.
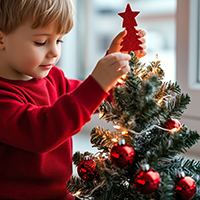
[174,173,196,200]
[77,156,98,181]
[110,139,135,168]
[133,165,160,196]
[163,118,181,131]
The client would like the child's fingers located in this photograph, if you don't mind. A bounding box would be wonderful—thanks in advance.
[139,43,146,51]
[111,57,130,75]
[134,33,147,58]
[139,37,146,45]
[105,52,131,66]
[113,29,127,44]
[116,60,130,71]
[103,53,131,74]
[117,64,130,75]
[91,53,131,92]
[138,29,147,37]
[103,52,131,64]
[108,30,127,54]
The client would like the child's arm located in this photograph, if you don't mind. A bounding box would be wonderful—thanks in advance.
[0,51,131,153]
[0,53,129,153]
[0,73,108,153]
[108,29,147,58]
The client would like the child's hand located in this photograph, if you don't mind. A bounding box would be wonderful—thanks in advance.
[91,52,131,92]
[108,29,147,58]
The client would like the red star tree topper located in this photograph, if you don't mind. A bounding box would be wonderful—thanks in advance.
[118,3,143,52]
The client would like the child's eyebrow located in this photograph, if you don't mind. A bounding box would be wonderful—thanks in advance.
[32,33,52,36]
[32,33,64,37]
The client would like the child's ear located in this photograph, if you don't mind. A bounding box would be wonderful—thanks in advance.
[0,30,5,49]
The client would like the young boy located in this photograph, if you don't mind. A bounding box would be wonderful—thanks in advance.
[0,0,146,199]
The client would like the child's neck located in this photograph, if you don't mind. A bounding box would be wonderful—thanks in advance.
[0,63,33,81]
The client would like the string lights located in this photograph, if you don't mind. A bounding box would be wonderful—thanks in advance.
[113,123,182,135]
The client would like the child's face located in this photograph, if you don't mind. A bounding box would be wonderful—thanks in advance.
[1,18,64,80]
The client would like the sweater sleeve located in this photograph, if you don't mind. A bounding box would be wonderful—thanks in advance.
[0,75,108,153]
[64,192,75,200]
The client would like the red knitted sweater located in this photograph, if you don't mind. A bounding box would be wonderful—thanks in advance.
[0,66,108,199]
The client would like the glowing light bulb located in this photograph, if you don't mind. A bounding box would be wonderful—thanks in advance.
[122,74,127,79]
[118,79,124,84]
[117,67,122,72]
[97,156,102,161]
[112,138,118,143]
[74,190,81,196]
[122,130,128,135]
[157,98,163,105]
[171,128,178,133]
[99,112,104,119]
[170,126,182,133]
[113,125,121,130]
[138,73,143,80]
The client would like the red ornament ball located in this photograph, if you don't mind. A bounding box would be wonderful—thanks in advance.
[163,118,181,131]
[77,157,98,181]
[110,139,134,168]
[133,165,160,196]
[174,175,196,200]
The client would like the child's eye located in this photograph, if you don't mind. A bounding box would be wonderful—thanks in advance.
[57,40,64,44]
[34,41,46,46]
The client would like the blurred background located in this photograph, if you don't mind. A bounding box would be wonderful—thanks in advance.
[59,0,176,82]
[57,0,200,173]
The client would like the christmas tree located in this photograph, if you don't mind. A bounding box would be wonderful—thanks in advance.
[67,4,200,200]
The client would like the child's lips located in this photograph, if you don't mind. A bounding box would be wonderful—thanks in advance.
[39,64,52,69]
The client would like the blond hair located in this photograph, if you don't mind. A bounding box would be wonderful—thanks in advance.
[0,0,74,35]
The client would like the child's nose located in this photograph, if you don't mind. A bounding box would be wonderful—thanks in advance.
[47,45,59,58]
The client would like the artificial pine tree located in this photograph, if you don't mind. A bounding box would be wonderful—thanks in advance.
[67,4,200,200]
